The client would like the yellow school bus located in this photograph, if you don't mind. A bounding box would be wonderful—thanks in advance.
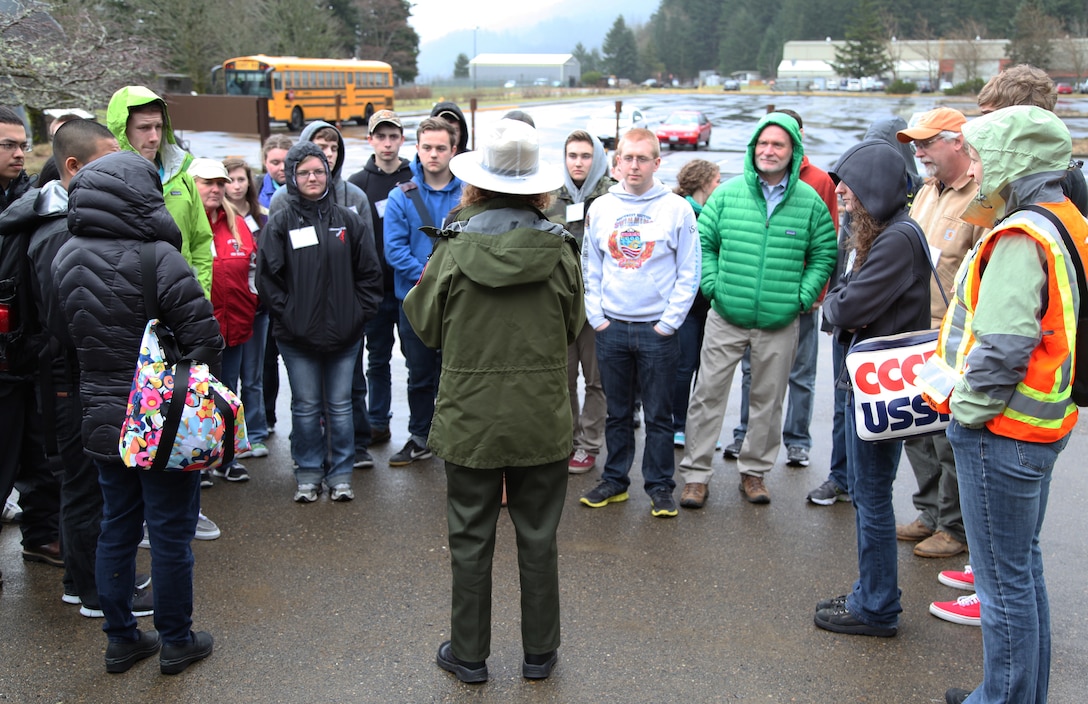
[213,55,394,131]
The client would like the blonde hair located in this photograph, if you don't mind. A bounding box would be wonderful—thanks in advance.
[617,128,660,159]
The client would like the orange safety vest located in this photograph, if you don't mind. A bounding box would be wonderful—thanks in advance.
[918,200,1083,442]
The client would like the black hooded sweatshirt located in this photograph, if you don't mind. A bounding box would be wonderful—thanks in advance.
[257,142,383,352]
[823,139,931,346]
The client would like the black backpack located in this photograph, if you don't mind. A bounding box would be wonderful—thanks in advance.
[0,226,42,377]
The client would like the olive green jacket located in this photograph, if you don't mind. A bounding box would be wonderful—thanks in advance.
[403,199,585,468]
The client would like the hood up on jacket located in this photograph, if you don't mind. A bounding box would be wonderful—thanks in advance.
[445,201,573,289]
[67,151,182,248]
[743,112,804,198]
[864,117,920,192]
[829,139,908,223]
[283,142,332,207]
[299,120,347,181]
[563,132,609,204]
[961,105,1072,228]
[106,86,190,184]
[431,101,470,154]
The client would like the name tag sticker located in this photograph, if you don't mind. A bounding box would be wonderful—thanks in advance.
[375,198,388,219]
[244,215,259,233]
[289,225,319,249]
[566,202,585,223]
[639,223,666,242]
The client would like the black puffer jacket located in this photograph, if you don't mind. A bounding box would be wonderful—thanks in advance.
[53,151,222,460]
[257,142,382,352]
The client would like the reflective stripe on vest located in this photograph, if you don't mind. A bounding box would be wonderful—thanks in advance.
[920,207,1079,442]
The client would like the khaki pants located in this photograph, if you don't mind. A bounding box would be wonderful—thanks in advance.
[679,309,798,484]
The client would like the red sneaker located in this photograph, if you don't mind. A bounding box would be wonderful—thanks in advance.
[929,593,981,626]
[568,449,596,474]
[938,564,974,590]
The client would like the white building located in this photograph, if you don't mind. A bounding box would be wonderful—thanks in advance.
[468,54,581,87]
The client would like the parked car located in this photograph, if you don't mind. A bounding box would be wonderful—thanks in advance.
[722,78,740,91]
[655,110,712,150]
[503,80,517,88]
[587,107,649,149]
[1056,82,1074,95]
[1081,79,1088,93]
[939,80,953,91]
[846,78,862,92]
[916,80,933,93]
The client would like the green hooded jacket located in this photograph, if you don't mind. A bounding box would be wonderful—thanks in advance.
[107,86,213,297]
[402,198,585,469]
[698,112,836,329]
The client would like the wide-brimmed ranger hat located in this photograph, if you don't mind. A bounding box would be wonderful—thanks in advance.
[449,119,562,195]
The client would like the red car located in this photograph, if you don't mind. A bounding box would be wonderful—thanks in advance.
[1056,82,1074,94]
[655,110,712,150]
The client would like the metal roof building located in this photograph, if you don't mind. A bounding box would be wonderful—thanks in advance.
[468,53,581,87]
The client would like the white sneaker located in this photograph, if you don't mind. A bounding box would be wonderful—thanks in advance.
[330,484,354,502]
[294,483,320,503]
[194,511,221,540]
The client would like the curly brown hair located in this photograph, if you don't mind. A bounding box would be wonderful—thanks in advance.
[674,159,720,197]
[458,184,552,211]
[845,205,885,272]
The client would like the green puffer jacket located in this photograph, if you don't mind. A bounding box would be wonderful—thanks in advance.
[700,112,836,330]
[402,198,586,469]
[107,86,213,297]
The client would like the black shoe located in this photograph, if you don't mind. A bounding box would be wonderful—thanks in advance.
[389,439,433,466]
[523,650,558,679]
[22,541,64,567]
[370,427,391,445]
[815,594,848,612]
[105,629,160,673]
[945,688,972,704]
[160,630,214,675]
[814,604,897,637]
[200,470,214,488]
[436,640,487,683]
[649,489,678,518]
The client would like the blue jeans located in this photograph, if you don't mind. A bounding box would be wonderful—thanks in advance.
[240,309,269,444]
[398,303,439,442]
[595,320,679,495]
[949,420,1066,704]
[95,459,200,646]
[828,339,849,492]
[844,399,902,629]
[671,306,705,432]
[278,339,360,487]
[365,292,399,430]
[734,309,817,448]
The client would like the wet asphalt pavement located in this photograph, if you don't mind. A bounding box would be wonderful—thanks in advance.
[3,330,1088,703]
[4,92,1088,701]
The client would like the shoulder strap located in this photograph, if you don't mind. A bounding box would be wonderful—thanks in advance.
[398,181,435,229]
[903,220,948,309]
[1020,203,1087,316]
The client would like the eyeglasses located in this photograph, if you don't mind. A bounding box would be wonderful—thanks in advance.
[620,155,655,165]
[0,141,28,152]
[296,169,325,180]
[912,135,941,151]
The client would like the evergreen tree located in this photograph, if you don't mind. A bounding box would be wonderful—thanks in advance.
[453,53,470,78]
[829,0,891,78]
[602,15,639,79]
